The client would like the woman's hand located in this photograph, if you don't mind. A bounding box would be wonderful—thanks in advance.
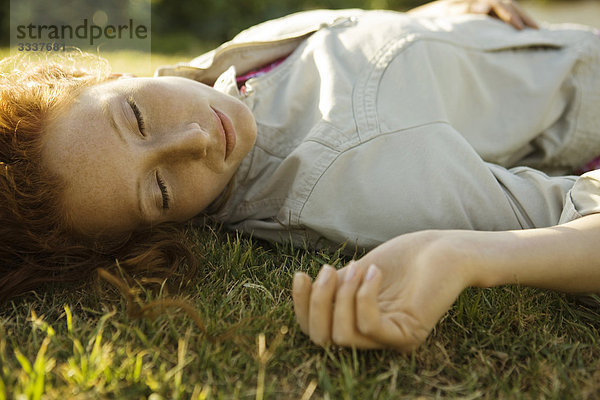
[294,214,600,352]
[292,231,476,352]
[409,0,539,30]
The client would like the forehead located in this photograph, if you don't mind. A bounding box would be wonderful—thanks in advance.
[42,80,140,235]
[44,85,113,171]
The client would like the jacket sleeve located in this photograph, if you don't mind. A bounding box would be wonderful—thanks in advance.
[560,170,600,224]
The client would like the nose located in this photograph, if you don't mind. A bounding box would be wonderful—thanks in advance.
[151,122,209,162]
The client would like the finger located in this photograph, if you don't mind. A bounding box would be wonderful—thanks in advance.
[467,2,492,15]
[520,12,539,30]
[308,265,337,346]
[491,2,524,30]
[334,262,368,290]
[510,1,539,29]
[335,264,349,286]
[292,272,312,335]
[356,264,425,352]
[356,265,385,339]
[331,263,382,348]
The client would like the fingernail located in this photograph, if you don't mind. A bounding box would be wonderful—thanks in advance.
[344,262,357,282]
[316,265,333,286]
[293,272,305,287]
[365,264,378,281]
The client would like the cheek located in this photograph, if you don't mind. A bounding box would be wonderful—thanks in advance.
[64,184,139,235]
[229,103,257,155]
[170,170,231,220]
[62,167,140,235]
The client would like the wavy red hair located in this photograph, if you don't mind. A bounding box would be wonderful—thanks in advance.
[0,54,198,302]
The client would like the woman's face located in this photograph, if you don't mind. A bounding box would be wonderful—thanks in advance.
[43,76,257,236]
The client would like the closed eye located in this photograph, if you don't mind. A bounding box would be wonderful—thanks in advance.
[127,97,146,136]
[155,171,170,210]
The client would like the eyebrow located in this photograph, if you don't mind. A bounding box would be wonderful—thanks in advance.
[101,99,126,144]
[101,98,146,221]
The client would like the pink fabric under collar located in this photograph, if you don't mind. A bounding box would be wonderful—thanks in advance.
[236,57,288,94]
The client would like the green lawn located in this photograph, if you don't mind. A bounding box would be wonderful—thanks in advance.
[2,225,600,399]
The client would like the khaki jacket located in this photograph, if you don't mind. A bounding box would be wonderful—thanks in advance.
[157,10,600,250]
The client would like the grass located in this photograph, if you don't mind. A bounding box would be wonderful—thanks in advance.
[3,4,600,397]
[2,226,600,399]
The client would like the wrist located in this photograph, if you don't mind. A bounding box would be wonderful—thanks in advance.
[416,230,485,289]
[426,230,511,289]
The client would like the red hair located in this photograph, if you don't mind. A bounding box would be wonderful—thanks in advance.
[0,54,197,302]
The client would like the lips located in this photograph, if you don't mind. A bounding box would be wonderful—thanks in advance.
[211,107,236,160]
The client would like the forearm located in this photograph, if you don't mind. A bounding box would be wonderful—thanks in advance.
[461,213,600,293]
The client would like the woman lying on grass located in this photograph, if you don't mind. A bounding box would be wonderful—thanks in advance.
[1,0,600,352]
